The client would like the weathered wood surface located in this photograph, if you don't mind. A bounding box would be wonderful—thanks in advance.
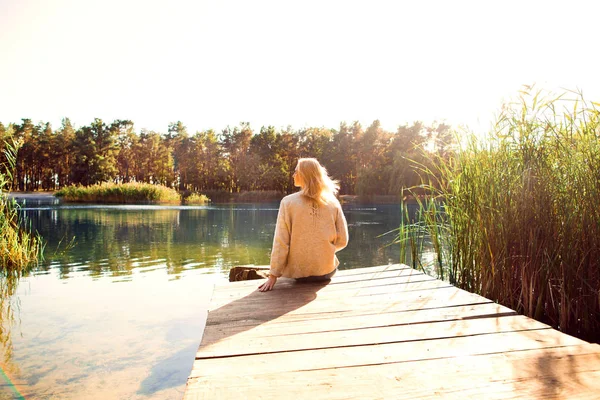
[184,264,600,399]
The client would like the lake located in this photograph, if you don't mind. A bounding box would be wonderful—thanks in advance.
[0,197,405,399]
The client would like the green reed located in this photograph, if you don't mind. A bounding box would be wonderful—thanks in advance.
[0,139,44,273]
[396,87,600,342]
[0,139,44,363]
[55,182,183,204]
[388,193,451,281]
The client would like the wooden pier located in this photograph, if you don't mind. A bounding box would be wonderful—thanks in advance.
[184,264,600,399]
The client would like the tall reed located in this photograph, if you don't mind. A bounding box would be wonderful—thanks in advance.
[388,194,450,280]
[0,140,44,272]
[0,139,44,362]
[396,87,600,342]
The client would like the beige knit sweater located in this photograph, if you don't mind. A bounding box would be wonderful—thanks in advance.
[269,192,349,279]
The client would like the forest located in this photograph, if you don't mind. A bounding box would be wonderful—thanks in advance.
[0,118,452,196]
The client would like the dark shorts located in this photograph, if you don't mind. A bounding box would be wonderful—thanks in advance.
[295,269,337,283]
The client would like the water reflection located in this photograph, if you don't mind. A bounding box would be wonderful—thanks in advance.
[137,342,198,396]
[0,273,21,372]
[22,203,403,280]
[26,207,269,279]
[0,200,405,399]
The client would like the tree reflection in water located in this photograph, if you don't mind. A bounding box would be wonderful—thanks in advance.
[0,201,405,399]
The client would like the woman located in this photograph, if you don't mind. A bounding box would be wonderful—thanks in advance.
[259,158,349,292]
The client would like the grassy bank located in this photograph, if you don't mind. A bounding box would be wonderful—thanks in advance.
[55,182,186,204]
[396,88,600,342]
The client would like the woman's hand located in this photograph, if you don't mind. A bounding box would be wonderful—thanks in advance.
[258,275,277,292]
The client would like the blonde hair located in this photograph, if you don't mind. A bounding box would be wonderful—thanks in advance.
[296,158,340,205]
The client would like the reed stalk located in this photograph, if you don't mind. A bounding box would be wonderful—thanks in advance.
[0,139,44,363]
[395,87,600,342]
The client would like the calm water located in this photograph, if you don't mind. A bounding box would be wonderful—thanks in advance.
[0,198,404,399]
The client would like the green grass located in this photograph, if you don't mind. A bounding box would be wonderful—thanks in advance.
[0,140,43,273]
[55,182,183,204]
[183,192,210,205]
[393,87,600,342]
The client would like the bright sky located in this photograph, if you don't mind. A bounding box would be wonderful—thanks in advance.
[1,0,599,134]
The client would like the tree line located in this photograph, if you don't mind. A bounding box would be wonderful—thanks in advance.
[0,118,453,196]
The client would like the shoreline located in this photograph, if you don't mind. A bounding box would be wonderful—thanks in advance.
[5,191,409,205]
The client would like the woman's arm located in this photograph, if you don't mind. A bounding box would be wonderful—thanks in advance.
[260,200,290,291]
[334,205,349,251]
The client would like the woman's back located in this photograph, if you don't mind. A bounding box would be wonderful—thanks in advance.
[259,157,348,291]
[270,192,348,279]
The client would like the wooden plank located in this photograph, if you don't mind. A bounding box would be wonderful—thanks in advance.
[201,302,517,342]
[197,315,565,358]
[209,277,445,306]
[212,264,414,291]
[186,344,600,400]
[330,266,425,282]
[205,285,494,324]
[213,278,438,307]
[190,330,592,378]
[185,264,600,399]
[211,277,479,307]
[214,270,435,294]
[335,263,412,276]
[211,267,429,299]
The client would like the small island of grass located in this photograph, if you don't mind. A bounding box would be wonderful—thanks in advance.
[55,182,209,205]
[183,192,211,205]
